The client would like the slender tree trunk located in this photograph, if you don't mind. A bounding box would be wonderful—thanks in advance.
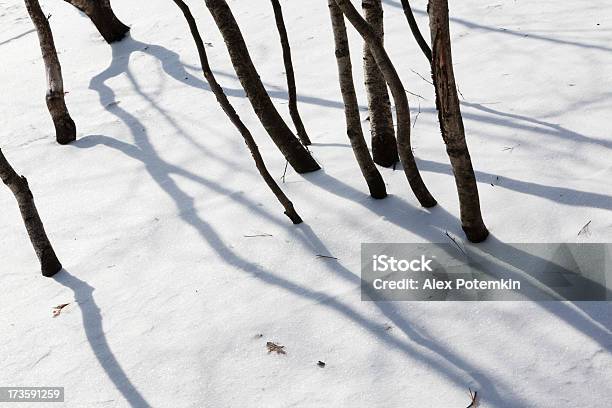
[63,0,129,44]
[204,0,319,174]
[270,0,311,146]
[328,0,386,199]
[400,0,432,62]
[25,0,76,145]
[172,0,303,224]
[0,149,63,277]
[428,0,488,242]
[362,0,398,167]
[332,0,436,207]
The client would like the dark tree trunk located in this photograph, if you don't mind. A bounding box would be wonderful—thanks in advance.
[428,0,488,242]
[172,0,303,224]
[328,0,386,199]
[24,0,76,145]
[204,0,319,174]
[270,0,311,146]
[400,0,432,62]
[362,0,398,167]
[333,0,436,207]
[63,0,129,43]
[0,149,62,277]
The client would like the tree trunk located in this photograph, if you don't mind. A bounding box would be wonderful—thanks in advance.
[24,0,76,145]
[0,149,63,277]
[332,0,436,207]
[204,0,319,174]
[428,0,488,242]
[270,0,311,146]
[63,0,129,44]
[328,0,386,199]
[172,0,303,224]
[400,0,432,62]
[362,0,398,167]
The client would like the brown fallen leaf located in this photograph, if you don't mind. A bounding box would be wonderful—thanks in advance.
[266,341,286,355]
[52,303,70,318]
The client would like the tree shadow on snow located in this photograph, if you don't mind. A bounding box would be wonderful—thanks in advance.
[75,34,529,405]
[71,32,612,407]
[53,269,152,408]
[382,0,612,54]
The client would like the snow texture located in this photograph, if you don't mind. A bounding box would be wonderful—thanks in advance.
[1,0,611,406]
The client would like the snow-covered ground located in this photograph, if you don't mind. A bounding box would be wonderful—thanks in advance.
[1,0,611,406]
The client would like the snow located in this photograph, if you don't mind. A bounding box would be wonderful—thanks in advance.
[1,0,611,406]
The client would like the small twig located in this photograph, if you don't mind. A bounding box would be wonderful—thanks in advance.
[316,254,338,260]
[243,233,273,238]
[502,144,520,152]
[578,220,592,237]
[466,388,478,408]
[410,68,433,85]
[445,231,466,255]
[281,160,289,183]
[457,85,466,100]
[413,102,421,129]
[406,89,426,100]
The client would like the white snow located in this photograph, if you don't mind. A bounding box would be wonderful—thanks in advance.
[1,0,611,406]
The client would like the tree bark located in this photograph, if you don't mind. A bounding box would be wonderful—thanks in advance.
[328,0,386,199]
[204,0,319,174]
[0,149,63,277]
[24,0,76,145]
[332,0,436,207]
[362,0,398,167]
[172,0,303,224]
[270,0,311,146]
[400,0,432,62]
[428,0,488,242]
[63,0,129,44]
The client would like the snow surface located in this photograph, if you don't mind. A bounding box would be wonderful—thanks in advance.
[1,0,611,406]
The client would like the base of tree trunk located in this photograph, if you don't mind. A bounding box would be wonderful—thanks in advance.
[372,138,399,168]
[41,250,63,277]
[284,208,303,224]
[462,223,489,243]
[368,175,388,199]
[46,95,76,145]
[51,114,77,145]
[90,5,130,43]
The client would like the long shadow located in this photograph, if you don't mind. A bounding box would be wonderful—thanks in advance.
[294,223,530,405]
[76,133,529,406]
[382,0,612,53]
[103,35,349,111]
[0,28,35,46]
[418,158,612,211]
[53,269,151,408]
[461,101,612,150]
[89,34,251,170]
[82,33,611,406]
[301,170,612,347]
[78,37,539,407]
